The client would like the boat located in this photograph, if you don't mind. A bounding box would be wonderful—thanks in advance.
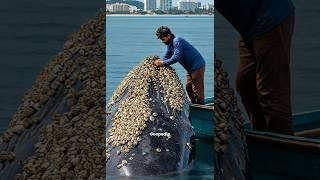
[189,97,320,180]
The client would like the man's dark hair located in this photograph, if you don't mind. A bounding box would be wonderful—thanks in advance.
[156,26,172,39]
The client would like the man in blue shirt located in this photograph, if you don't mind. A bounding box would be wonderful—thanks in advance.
[215,0,295,134]
[154,26,206,104]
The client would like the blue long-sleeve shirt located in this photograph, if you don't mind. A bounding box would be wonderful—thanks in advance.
[163,35,205,72]
[215,0,295,41]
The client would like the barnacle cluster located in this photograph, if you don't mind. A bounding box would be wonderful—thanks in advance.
[158,64,185,111]
[106,56,187,165]
[0,11,106,180]
[214,58,249,180]
[214,59,244,153]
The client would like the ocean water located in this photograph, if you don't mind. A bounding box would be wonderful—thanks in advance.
[106,16,214,99]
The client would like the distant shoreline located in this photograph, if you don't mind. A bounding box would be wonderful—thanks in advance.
[106,14,213,17]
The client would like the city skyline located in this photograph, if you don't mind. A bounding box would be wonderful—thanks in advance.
[139,0,213,7]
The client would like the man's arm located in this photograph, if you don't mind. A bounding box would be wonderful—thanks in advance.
[163,46,171,60]
[163,40,182,66]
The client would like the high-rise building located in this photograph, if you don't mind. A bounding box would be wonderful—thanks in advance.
[178,0,197,12]
[106,3,131,13]
[204,3,214,10]
[156,0,172,11]
[144,0,157,12]
[197,2,201,8]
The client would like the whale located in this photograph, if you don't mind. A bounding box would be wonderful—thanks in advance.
[106,56,195,176]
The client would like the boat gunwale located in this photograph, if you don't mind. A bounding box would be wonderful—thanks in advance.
[192,97,320,148]
[189,103,214,112]
[246,129,320,153]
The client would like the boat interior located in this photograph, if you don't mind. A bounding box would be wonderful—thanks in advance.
[189,97,320,179]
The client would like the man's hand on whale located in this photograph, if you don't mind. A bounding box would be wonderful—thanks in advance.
[154,59,164,67]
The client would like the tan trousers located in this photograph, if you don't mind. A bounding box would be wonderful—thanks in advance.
[236,16,295,135]
[186,66,205,105]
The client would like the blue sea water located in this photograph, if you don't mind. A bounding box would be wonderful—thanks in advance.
[106,15,214,100]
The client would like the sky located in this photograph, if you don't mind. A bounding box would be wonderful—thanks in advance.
[136,0,213,7]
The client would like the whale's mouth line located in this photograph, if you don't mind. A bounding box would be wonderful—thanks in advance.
[106,164,195,178]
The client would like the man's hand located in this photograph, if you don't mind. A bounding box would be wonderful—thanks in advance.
[154,59,164,67]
